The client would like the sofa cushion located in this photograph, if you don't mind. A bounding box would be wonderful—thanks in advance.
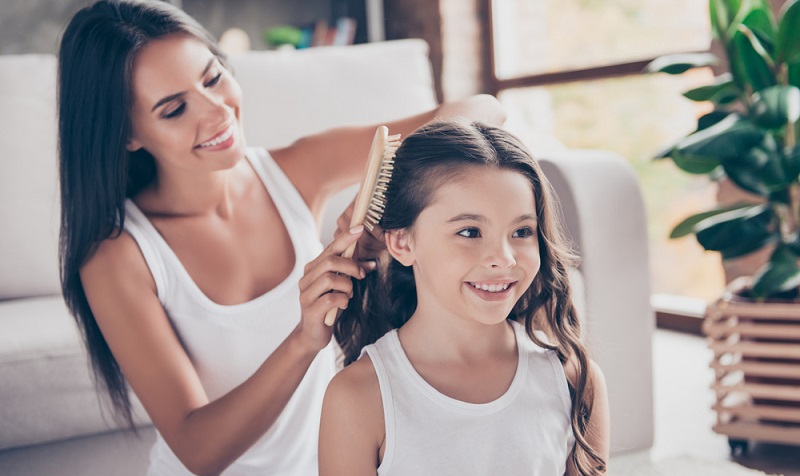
[0,55,61,300]
[229,39,438,149]
[0,296,148,450]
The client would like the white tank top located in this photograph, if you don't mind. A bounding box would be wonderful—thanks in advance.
[122,147,336,476]
[363,320,575,475]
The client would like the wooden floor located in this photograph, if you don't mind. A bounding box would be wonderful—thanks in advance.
[639,329,800,475]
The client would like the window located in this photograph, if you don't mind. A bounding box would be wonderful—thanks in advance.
[487,0,724,306]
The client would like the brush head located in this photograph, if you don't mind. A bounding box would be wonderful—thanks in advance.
[354,126,400,235]
[364,130,400,233]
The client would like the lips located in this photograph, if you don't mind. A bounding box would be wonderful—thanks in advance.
[465,281,517,302]
[196,123,235,149]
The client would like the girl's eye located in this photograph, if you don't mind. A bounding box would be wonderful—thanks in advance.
[513,227,534,238]
[162,103,186,119]
[457,227,481,239]
[205,72,223,87]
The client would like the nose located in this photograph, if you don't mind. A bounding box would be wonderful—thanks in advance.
[485,238,516,269]
[198,89,230,125]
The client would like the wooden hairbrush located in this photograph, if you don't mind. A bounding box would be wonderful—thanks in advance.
[324,126,400,326]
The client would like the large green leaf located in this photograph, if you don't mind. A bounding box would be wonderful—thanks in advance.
[721,135,791,195]
[644,53,719,75]
[784,145,800,180]
[751,244,800,298]
[683,74,739,104]
[698,110,733,130]
[670,203,757,238]
[695,204,778,258]
[777,0,800,64]
[729,28,777,92]
[750,85,800,128]
[738,0,777,49]
[671,114,765,163]
[790,62,800,87]
[670,150,722,174]
[722,148,771,195]
[711,0,742,42]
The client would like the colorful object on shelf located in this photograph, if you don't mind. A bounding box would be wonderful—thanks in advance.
[263,25,303,48]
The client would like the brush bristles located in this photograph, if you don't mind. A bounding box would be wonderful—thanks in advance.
[363,135,400,232]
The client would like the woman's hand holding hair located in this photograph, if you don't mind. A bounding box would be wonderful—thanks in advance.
[297,225,368,350]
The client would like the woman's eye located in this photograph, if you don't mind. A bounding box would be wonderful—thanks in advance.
[205,72,223,87]
[162,103,186,119]
[513,227,534,238]
[457,227,481,239]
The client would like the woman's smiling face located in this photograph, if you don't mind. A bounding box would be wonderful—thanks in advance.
[389,166,541,326]
[127,34,246,173]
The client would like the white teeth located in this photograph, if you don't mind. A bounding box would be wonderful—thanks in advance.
[198,125,234,148]
[471,282,510,293]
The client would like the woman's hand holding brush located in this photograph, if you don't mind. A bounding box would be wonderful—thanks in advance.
[296,226,369,352]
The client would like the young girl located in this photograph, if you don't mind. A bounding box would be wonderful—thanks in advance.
[319,120,609,475]
[58,1,503,474]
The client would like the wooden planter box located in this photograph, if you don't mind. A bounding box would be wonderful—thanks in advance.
[703,285,800,454]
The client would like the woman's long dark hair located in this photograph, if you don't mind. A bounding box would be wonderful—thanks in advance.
[58,0,228,428]
[334,120,606,474]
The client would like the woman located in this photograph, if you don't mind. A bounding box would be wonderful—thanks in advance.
[58,1,504,474]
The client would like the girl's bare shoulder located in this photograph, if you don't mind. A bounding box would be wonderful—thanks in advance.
[326,354,382,406]
[320,354,385,462]
[563,355,606,391]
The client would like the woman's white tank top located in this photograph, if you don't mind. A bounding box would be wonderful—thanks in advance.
[122,147,336,476]
[363,320,575,475]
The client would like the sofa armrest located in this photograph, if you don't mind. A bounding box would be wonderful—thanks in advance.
[539,150,655,455]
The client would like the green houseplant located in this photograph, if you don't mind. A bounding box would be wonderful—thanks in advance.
[646,0,800,300]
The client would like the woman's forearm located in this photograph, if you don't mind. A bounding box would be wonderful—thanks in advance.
[170,327,320,476]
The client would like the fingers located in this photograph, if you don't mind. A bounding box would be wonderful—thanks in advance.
[299,255,365,293]
[299,272,355,308]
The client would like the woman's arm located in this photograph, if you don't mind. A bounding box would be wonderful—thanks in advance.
[319,356,384,476]
[272,94,506,220]
[81,227,367,476]
[565,359,611,475]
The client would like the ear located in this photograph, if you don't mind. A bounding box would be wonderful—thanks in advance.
[385,230,415,267]
[126,138,143,152]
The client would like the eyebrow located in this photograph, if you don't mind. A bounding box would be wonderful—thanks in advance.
[150,57,217,112]
[446,213,537,224]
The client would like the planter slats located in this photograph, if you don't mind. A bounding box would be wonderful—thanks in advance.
[712,422,800,445]
[710,361,800,379]
[705,322,800,339]
[707,302,800,320]
[712,403,800,423]
[711,382,800,401]
[705,293,800,450]
[709,341,800,359]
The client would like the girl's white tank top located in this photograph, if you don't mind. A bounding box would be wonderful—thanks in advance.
[122,147,336,476]
[363,320,575,475]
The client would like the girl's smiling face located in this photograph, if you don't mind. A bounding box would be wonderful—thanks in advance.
[388,166,541,326]
[127,34,246,173]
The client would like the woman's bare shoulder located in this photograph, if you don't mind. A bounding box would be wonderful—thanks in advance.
[80,229,157,300]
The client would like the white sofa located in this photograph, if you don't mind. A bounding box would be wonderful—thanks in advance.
[0,39,654,474]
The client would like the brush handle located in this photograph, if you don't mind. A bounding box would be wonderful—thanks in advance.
[323,127,388,327]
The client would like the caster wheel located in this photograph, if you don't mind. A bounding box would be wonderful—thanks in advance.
[728,438,749,456]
